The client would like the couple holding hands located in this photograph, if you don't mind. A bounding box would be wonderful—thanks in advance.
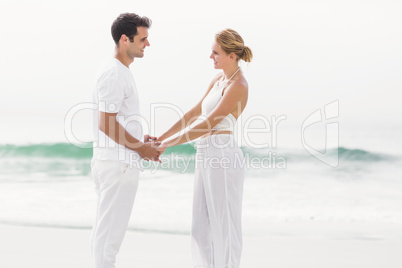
[91,12,252,268]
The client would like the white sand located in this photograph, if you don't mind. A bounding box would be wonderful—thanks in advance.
[0,222,401,268]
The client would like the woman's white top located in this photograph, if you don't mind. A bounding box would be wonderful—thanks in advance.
[201,80,237,132]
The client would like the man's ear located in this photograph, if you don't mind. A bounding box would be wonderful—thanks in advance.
[120,34,128,45]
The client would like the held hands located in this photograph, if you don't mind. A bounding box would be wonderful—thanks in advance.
[144,134,157,143]
[156,142,167,154]
[141,134,166,162]
[154,136,167,155]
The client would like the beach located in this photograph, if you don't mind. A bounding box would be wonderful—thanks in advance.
[1,1,402,267]
[1,143,402,267]
[1,221,401,268]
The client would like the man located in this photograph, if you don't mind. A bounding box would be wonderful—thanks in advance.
[91,13,159,268]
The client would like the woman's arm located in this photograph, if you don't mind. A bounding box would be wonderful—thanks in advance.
[157,103,202,142]
[160,80,248,149]
[158,74,223,142]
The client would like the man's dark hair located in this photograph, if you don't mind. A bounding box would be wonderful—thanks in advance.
[111,13,152,44]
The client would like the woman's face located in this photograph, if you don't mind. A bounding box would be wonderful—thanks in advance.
[209,41,231,69]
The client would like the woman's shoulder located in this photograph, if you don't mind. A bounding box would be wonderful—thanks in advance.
[205,72,224,89]
[230,74,248,92]
[221,75,248,100]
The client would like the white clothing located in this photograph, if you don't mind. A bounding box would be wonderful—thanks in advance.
[91,159,139,268]
[201,81,236,132]
[192,134,245,268]
[91,58,143,268]
[92,58,143,165]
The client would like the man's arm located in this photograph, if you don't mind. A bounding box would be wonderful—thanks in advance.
[99,111,160,161]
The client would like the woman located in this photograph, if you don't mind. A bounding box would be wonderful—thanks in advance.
[157,28,252,268]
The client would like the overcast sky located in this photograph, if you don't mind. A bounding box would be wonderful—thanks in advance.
[1,0,401,152]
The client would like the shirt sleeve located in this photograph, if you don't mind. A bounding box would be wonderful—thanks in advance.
[96,72,124,113]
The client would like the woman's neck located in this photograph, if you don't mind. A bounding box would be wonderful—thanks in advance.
[222,65,240,82]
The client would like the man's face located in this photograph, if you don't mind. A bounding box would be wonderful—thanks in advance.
[127,26,150,58]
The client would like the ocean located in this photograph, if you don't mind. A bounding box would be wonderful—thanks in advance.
[0,142,401,236]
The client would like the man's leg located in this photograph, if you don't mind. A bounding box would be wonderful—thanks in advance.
[91,160,139,268]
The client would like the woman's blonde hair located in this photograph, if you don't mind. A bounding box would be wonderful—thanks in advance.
[215,28,253,63]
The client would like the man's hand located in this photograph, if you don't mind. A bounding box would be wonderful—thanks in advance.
[144,134,157,142]
[149,140,163,162]
[139,141,161,163]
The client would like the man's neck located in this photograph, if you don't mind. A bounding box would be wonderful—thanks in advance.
[115,50,133,68]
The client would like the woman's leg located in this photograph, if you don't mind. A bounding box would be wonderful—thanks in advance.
[202,136,245,268]
[191,151,214,267]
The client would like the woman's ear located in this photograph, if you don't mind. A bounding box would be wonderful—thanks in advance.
[229,52,237,61]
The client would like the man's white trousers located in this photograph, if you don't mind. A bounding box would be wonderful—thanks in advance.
[91,159,139,268]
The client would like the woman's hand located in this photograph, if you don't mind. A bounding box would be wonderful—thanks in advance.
[156,142,167,155]
[144,134,157,142]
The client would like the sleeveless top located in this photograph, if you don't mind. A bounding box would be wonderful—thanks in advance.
[201,80,237,132]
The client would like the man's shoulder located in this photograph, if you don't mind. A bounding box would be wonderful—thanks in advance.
[95,59,120,81]
[99,58,119,73]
